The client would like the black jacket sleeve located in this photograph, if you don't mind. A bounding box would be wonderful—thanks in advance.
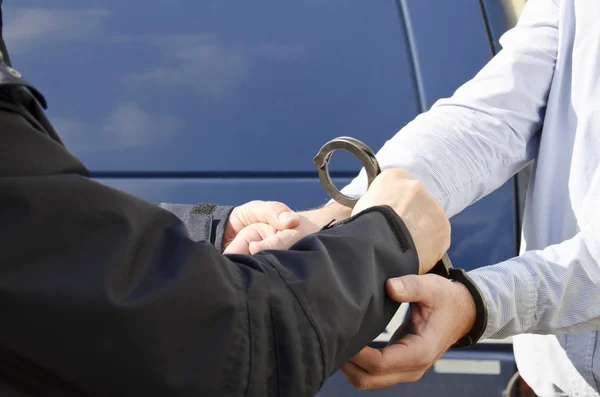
[0,86,419,397]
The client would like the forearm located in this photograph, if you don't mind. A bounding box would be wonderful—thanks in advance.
[468,224,600,339]
[2,169,419,397]
[2,96,420,395]
[261,205,419,377]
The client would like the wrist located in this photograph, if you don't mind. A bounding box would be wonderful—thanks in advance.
[448,268,489,348]
[452,280,476,337]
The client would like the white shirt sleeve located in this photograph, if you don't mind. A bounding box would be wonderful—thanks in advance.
[470,208,600,339]
[338,0,559,219]
[337,0,574,340]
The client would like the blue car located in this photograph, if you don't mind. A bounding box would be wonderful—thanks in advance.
[4,0,534,395]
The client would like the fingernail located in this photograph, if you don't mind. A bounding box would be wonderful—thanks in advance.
[278,212,297,224]
[391,279,405,295]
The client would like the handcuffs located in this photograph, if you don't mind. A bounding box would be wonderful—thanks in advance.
[313,136,453,277]
[314,137,488,348]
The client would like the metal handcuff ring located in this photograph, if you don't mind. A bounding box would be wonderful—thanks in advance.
[313,136,381,208]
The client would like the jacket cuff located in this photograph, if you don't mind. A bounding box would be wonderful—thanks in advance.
[190,203,235,251]
[323,204,420,274]
[330,206,488,348]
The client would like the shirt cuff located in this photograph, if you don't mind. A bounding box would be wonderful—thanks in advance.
[189,203,235,251]
[467,260,537,340]
[464,271,499,341]
[158,202,235,251]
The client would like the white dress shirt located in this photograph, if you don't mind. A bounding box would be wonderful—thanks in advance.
[339,0,600,395]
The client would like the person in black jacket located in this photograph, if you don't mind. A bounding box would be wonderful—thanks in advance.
[0,11,456,397]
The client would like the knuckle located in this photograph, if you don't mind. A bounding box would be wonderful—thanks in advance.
[379,169,394,179]
[384,168,412,178]
[352,377,370,391]
[264,200,279,208]
[416,357,430,369]
[259,224,277,238]
[274,233,287,247]
[261,238,276,251]
[268,231,291,250]
[426,350,439,365]
[247,200,263,207]
[230,206,241,218]
[414,180,426,192]
[416,349,436,368]
[406,179,425,194]
[369,362,387,376]
[399,168,413,179]
[246,225,264,241]
[379,168,411,184]
[408,371,426,382]
[403,275,422,300]
[253,242,269,254]
[342,371,360,389]
[271,200,288,209]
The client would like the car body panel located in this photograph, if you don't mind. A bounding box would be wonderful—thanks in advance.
[399,0,494,109]
[5,0,420,173]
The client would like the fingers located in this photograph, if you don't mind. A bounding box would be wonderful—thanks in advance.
[223,223,277,255]
[342,275,473,391]
[248,228,305,254]
[342,361,423,390]
[353,332,435,373]
[342,332,440,389]
[232,201,300,233]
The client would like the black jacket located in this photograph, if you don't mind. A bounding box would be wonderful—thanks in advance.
[0,18,420,397]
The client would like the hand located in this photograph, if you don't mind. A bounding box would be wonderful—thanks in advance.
[341,274,476,390]
[246,202,352,254]
[352,169,450,274]
[222,200,300,254]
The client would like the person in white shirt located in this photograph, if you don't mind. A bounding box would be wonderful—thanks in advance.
[236,0,600,395]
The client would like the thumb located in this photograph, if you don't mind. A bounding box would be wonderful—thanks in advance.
[386,275,436,304]
[249,229,305,254]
